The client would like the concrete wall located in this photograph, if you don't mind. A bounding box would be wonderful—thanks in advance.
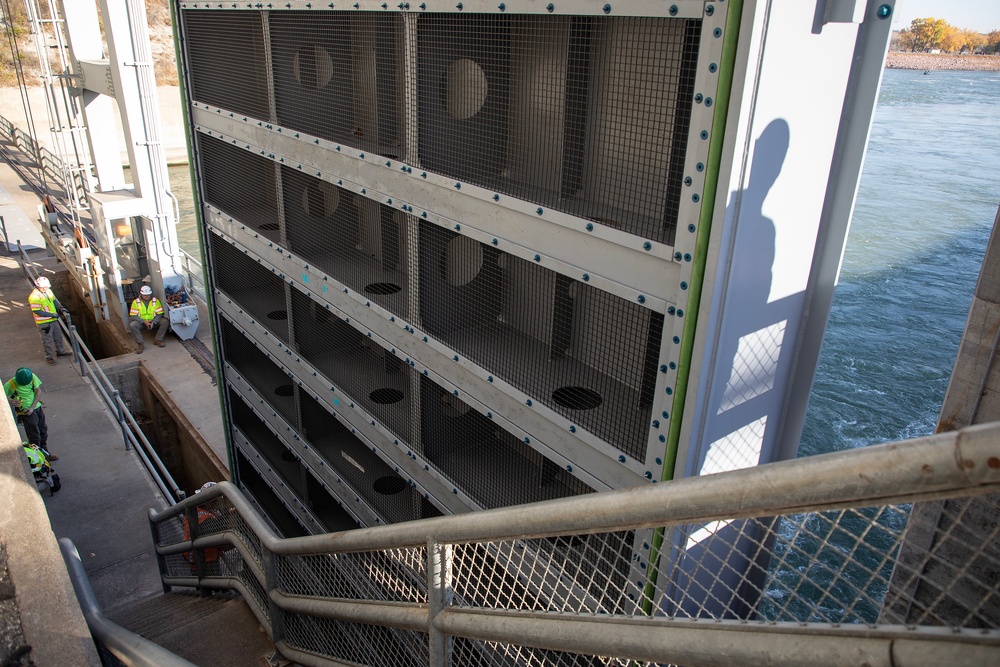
[0,86,189,166]
[0,395,100,666]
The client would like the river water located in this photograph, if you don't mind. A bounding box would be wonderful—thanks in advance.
[799,68,1000,456]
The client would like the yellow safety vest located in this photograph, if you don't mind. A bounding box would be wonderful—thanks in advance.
[28,288,58,325]
[130,297,163,321]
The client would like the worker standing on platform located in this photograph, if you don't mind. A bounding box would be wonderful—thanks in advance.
[5,367,57,460]
[28,276,71,365]
[129,285,168,354]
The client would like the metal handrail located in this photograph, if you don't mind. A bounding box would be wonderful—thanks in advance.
[148,423,1000,667]
[58,538,197,667]
[16,242,185,504]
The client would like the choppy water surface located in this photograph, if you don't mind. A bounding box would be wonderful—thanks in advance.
[800,69,1000,457]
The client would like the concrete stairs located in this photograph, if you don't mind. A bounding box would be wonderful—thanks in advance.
[104,590,276,666]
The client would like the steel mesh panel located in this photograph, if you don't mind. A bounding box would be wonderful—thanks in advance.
[419,222,661,460]
[420,376,593,509]
[290,290,415,444]
[198,135,281,242]
[269,12,402,152]
[452,638,641,667]
[230,389,309,499]
[643,496,1000,627]
[210,234,290,343]
[299,390,423,526]
[302,473,363,533]
[236,448,309,538]
[452,532,638,615]
[417,15,699,243]
[181,10,271,121]
[283,612,428,667]
[281,166,410,318]
[276,549,426,603]
[221,318,298,427]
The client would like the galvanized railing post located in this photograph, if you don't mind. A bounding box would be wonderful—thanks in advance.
[185,504,206,588]
[112,389,130,450]
[428,539,453,667]
[264,551,284,646]
[148,511,172,594]
[71,326,85,376]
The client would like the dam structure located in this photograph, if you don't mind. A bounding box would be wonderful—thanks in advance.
[0,0,997,665]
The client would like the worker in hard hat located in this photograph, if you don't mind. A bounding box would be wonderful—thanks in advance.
[5,367,57,460]
[28,276,72,365]
[129,285,168,354]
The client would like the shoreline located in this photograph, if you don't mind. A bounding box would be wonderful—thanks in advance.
[886,52,1000,72]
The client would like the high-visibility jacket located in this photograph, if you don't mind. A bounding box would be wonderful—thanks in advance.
[24,444,49,474]
[5,374,42,413]
[183,507,222,564]
[130,297,164,321]
[28,288,59,325]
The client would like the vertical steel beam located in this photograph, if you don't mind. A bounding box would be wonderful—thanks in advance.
[428,539,453,667]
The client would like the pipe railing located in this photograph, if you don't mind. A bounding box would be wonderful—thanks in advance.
[149,422,1000,667]
[58,538,197,667]
[16,242,185,504]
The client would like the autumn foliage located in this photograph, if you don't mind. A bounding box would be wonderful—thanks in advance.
[894,18,1000,54]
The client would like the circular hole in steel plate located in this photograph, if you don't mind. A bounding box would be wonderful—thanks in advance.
[275,385,294,397]
[551,386,603,411]
[443,58,488,120]
[369,388,404,405]
[441,235,483,286]
[373,475,408,495]
[267,310,288,321]
[364,282,402,296]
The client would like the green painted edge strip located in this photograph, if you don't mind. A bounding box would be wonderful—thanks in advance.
[641,0,744,616]
[169,0,235,477]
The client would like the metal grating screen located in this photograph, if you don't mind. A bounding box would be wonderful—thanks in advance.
[209,233,290,344]
[298,389,426,526]
[289,289,416,445]
[183,11,271,123]
[269,12,402,153]
[419,222,662,460]
[229,388,308,500]
[281,166,410,318]
[199,135,281,243]
[183,10,701,244]
[417,14,699,243]
[420,376,593,509]
[277,550,427,603]
[234,448,309,538]
[221,318,297,427]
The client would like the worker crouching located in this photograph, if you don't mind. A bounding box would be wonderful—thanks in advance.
[129,285,169,353]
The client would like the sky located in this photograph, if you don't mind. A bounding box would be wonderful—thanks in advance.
[890,0,1000,33]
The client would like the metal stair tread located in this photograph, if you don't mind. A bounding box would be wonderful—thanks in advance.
[104,590,244,641]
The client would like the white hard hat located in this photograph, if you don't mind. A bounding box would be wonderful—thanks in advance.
[35,276,50,289]
[139,285,152,296]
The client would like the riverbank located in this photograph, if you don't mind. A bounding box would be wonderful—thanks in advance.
[886,52,1000,71]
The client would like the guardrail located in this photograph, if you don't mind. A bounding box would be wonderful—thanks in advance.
[177,249,205,300]
[16,242,186,505]
[149,423,1000,667]
[58,538,197,667]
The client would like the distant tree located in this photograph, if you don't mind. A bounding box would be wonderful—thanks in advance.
[987,29,1000,54]
[908,17,950,51]
[897,28,916,51]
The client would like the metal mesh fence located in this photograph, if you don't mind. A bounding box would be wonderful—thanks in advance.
[182,10,700,244]
[419,221,662,461]
[451,638,642,667]
[452,532,637,616]
[234,447,311,539]
[283,613,428,667]
[150,448,999,664]
[276,549,427,603]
